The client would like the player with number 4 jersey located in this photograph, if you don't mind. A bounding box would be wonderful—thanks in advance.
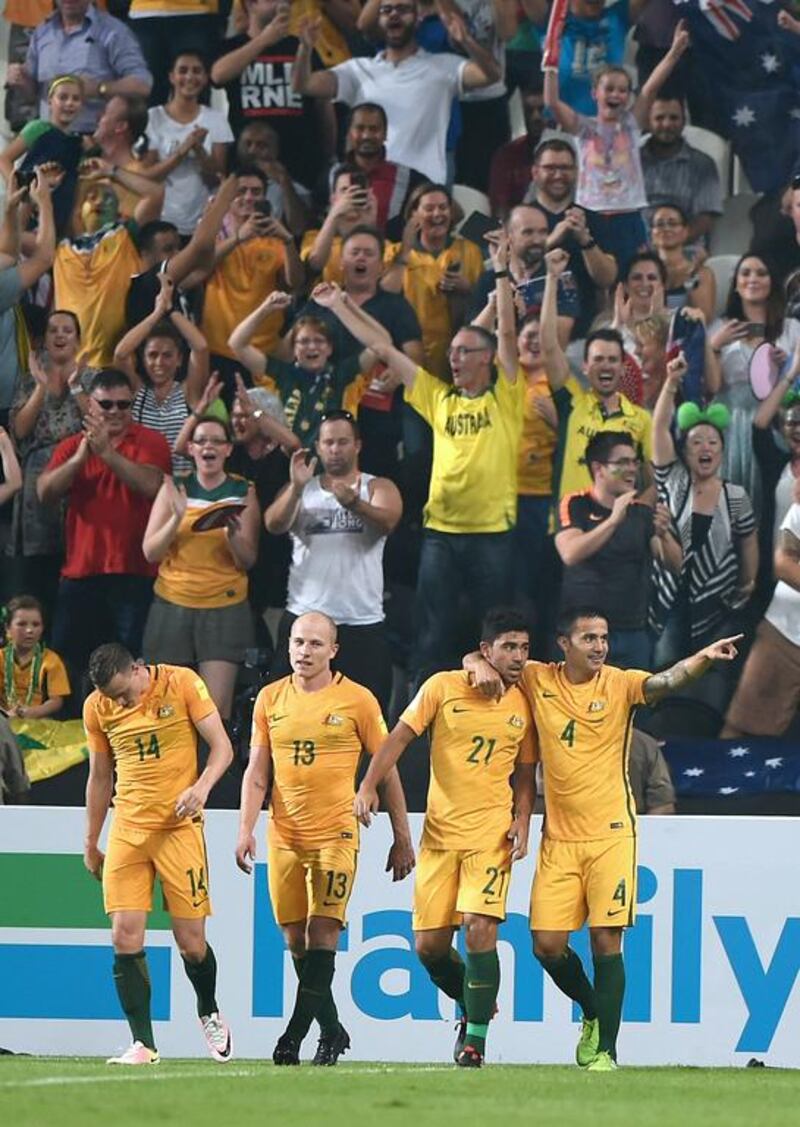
[466,606,742,1071]
[355,609,537,1069]
[82,645,235,1067]
[238,611,414,1067]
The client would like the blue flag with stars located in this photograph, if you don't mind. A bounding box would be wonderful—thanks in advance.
[663,737,800,796]
[675,0,800,192]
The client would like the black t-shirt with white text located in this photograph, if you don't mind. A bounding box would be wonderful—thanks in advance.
[216,34,325,188]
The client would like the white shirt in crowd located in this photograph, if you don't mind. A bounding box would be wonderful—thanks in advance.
[146,104,234,235]
[287,474,387,626]
[766,502,800,647]
[332,49,466,183]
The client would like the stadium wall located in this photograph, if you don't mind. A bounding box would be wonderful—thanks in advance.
[0,809,798,1067]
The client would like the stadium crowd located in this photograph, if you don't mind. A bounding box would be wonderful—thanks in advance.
[1,0,799,808]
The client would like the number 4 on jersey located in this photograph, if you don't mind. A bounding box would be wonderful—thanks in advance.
[559,720,576,747]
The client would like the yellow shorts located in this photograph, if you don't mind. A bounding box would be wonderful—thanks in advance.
[267,840,358,926]
[530,836,637,932]
[103,816,211,919]
[412,845,512,931]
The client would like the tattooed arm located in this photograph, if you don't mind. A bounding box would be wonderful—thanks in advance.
[643,634,743,704]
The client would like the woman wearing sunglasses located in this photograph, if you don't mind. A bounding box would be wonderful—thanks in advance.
[142,415,260,719]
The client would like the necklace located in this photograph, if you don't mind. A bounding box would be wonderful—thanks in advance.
[4,643,44,708]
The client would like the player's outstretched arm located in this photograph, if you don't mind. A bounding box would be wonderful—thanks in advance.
[378,766,416,882]
[84,751,114,880]
[236,744,272,874]
[643,635,743,704]
[175,710,233,819]
[354,720,417,827]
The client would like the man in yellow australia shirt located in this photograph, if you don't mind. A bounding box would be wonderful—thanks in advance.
[236,611,414,1066]
[466,606,741,1070]
[540,248,653,502]
[82,643,235,1066]
[312,243,523,687]
[355,607,537,1068]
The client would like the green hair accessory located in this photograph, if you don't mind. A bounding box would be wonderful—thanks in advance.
[781,389,800,409]
[676,401,731,433]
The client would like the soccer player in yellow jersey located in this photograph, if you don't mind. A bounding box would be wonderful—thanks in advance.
[237,611,414,1066]
[82,643,235,1066]
[467,607,741,1070]
[355,609,537,1068]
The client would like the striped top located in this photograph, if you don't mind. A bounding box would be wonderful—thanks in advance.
[133,383,190,470]
[154,472,251,609]
[650,460,756,640]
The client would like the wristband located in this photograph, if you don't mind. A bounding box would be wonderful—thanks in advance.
[493,270,509,279]
[581,238,596,250]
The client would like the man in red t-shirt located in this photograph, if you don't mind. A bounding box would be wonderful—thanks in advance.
[37,368,171,678]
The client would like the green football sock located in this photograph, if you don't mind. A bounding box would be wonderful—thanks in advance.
[421,947,466,1011]
[463,949,500,1054]
[292,953,340,1038]
[113,951,156,1050]
[181,943,219,1019]
[537,947,597,1020]
[285,948,336,1043]
[593,953,625,1058]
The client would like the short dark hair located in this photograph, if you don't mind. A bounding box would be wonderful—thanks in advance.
[332,163,363,193]
[481,607,530,645]
[462,324,497,353]
[189,414,233,443]
[169,48,210,74]
[533,138,577,165]
[583,328,624,362]
[556,606,609,638]
[5,594,44,624]
[137,220,179,254]
[626,250,668,286]
[349,102,388,130]
[584,430,635,477]
[519,72,544,97]
[89,643,134,690]
[234,163,268,189]
[342,223,384,257]
[90,368,133,394]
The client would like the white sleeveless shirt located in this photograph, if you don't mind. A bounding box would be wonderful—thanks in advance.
[287,474,386,625]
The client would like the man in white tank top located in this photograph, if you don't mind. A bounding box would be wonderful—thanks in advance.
[265,410,403,711]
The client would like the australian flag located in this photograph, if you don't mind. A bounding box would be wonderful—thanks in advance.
[676,0,800,192]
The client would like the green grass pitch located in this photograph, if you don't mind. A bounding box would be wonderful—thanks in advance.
[2,1058,800,1127]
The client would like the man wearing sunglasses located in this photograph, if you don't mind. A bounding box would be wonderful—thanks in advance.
[555,430,681,670]
[37,368,172,683]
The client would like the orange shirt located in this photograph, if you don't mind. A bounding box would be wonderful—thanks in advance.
[518,369,557,497]
[202,236,287,359]
[251,672,387,850]
[0,647,70,710]
[83,664,217,830]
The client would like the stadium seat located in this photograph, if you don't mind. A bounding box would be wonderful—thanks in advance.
[452,183,492,222]
[708,193,759,257]
[704,254,740,317]
[682,124,731,201]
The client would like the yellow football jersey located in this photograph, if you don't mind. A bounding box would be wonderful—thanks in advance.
[406,366,524,534]
[154,472,251,609]
[518,369,557,497]
[83,665,218,831]
[202,237,286,359]
[395,237,485,378]
[521,662,649,842]
[250,672,388,850]
[401,670,536,851]
[0,647,70,711]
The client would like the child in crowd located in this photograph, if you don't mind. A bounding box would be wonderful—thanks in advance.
[0,75,87,235]
[0,596,70,720]
[543,20,690,272]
